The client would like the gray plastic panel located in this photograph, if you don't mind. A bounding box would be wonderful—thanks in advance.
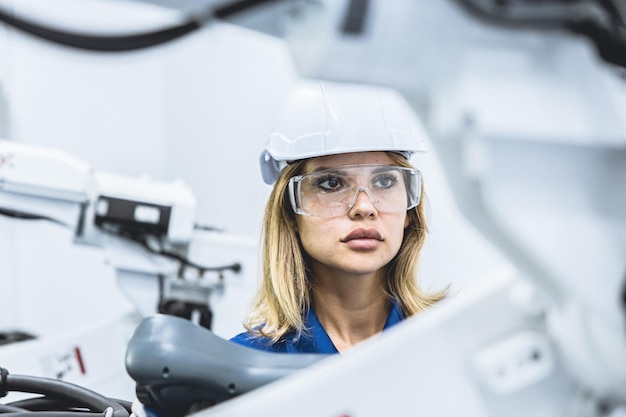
[125,314,327,416]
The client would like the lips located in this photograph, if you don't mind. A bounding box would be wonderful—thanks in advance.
[341,227,383,242]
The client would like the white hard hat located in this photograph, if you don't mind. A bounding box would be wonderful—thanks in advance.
[260,79,430,184]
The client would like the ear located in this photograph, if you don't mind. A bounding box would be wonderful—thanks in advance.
[404,213,410,229]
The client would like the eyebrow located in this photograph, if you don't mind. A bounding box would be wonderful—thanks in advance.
[307,165,399,175]
[309,167,345,175]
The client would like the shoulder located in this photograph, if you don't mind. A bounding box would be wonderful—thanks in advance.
[230,331,289,353]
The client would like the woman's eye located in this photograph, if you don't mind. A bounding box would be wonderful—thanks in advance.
[314,175,345,191]
[373,174,398,189]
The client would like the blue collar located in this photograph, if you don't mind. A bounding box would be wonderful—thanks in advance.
[284,299,405,354]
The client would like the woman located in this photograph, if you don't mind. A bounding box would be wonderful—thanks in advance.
[231,79,447,353]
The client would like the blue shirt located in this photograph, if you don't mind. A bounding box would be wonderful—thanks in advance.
[230,299,405,353]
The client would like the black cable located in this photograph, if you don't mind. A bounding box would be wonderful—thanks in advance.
[194,223,225,232]
[454,0,626,69]
[2,372,128,417]
[7,397,79,411]
[0,0,282,52]
[454,0,625,31]
[7,397,131,413]
[0,5,203,52]
[453,0,570,29]
[0,208,72,228]
[109,227,242,274]
[565,16,626,67]
[597,0,625,27]
[145,243,242,274]
[213,0,280,19]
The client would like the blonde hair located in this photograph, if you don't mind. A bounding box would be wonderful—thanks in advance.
[244,152,447,342]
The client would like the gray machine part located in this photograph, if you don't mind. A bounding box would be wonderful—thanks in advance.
[125,314,328,416]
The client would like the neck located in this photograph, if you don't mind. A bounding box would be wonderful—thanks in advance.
[310,268,390,353]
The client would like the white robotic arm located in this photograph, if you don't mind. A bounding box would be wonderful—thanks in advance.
[0,140,96,232]
[0,139,195,245]
[0,139,239,329]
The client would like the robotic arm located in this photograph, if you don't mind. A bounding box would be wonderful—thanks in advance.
[0,139,240,329]
[0,139,195,244]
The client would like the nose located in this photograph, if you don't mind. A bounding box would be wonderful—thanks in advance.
[348,187,378,218]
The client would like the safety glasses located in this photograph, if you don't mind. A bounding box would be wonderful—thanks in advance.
[288,164,421,217]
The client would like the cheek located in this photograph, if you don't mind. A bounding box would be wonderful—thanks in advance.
[295,217,334,254]
[295,217,316,247]
[390,214,409,248]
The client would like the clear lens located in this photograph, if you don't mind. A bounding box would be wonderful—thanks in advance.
[288,165,421,217]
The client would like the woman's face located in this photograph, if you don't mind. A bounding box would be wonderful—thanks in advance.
[295,152,410,278]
